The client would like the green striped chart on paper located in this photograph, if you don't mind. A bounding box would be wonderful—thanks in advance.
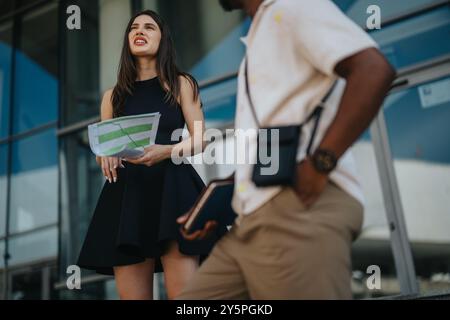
[88,112,161,158]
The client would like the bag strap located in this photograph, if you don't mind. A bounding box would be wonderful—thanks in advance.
[244,56,337,155]
[244,57,262,128]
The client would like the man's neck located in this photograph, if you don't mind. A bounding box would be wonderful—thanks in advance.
[243,0,264,18]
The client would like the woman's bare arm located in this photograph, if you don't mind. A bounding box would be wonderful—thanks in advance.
[171,75,206,160]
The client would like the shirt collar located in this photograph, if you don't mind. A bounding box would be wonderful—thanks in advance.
[262,0,276,7]
[240,0,277,45]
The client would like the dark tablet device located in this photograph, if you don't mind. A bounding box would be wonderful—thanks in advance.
[183,178,236,234]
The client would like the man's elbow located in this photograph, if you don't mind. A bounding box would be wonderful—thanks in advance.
[376,55,396,87]
[364,50,396,88]
[337,48,396,86]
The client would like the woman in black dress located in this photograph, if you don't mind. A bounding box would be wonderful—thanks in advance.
[77,10,225,300]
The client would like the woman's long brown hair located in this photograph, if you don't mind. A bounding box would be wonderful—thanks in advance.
[111,10,200,117]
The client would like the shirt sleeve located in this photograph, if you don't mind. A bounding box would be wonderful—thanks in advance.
[280,0,378,76]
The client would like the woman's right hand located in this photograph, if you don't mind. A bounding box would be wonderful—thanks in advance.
[97,156,124,183]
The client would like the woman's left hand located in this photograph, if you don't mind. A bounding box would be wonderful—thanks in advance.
[125,144,173,166]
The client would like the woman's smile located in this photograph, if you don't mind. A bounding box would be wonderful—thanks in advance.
[134,36,148,46]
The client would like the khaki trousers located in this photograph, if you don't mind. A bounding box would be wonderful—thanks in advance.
[177,182,363,300]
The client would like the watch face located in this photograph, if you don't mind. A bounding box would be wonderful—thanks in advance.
[319,154,334,170]
[313,149,337,173]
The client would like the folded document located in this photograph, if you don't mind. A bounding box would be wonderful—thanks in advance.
[88,112,160,158]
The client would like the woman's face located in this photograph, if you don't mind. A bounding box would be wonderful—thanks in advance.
[128,14,161,57]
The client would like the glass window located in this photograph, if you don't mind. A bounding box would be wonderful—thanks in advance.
[8,226,58,267]
[13,2,58,134]
[384,74,450,295]
[62,0,100,125]
[0,0,46,17]
[9,128,57,233]
[0,240,4,299]
[9,263,58,300]
[58,278,118,300]
[0,1,15,19]
[0,144,8,237]
[336,0,446,25]
[0,240,4,269]
[0,21,12,138]
[350,135,401,298]
[98,0,131,91]
[202,78,238,125]
[10,267,42,300]
[16,0,45,9]
[370,6,450,69]
[59,129,104,280]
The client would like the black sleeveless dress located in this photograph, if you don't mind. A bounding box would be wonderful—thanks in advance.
[77,77,226,275]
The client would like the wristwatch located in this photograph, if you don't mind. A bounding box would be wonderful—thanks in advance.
[311,148,338,174]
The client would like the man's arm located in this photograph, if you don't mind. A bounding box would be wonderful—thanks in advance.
[318,47,396,158]
[294,48,396,207]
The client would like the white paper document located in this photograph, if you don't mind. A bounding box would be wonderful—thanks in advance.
[88,112,161,159]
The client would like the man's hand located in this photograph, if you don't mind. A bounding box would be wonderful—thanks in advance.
[293,158,329,208]
[177,214,218,241]
[126,144,173,166]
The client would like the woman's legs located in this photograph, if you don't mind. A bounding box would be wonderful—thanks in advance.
[113,258,155,300]
[160,241,199,300]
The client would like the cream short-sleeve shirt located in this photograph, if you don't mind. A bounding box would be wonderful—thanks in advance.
[232,0,378,215]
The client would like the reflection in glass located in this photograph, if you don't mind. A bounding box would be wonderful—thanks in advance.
[0,1,15,18]
[13,2,58,134]
[3,0,45,15]
[62,0,100,125]
[11,268,42,300]
[59,129,104,281]
[370,6,450,69]
[351,136,401,298]
[8,226,57,267]
[5,263,57,300]
[0,271,3,300]
[0,21,12,138]
[58,278,118,300]
[202,78,238,126]
[384,75,450,295]
[337,0,445,25]
[9,128,57,233]
[0,144,8,237]
[0,240,4,270]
